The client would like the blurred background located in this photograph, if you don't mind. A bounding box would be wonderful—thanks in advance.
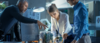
[0,0,100,43]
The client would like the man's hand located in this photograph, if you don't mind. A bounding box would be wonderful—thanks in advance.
[71,40,77,43]
[37,20,48,29]
[63,33,68,40]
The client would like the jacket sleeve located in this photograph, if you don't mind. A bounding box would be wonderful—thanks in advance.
[10,7,37,23]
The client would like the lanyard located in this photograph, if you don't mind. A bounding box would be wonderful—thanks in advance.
[56,20,62,36]
[56,21,59,34]
[56,12,61,36]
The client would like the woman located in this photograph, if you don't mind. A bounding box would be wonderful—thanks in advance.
[47,4,75,43]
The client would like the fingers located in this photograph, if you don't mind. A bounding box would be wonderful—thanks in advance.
[39,25,42,29]
[45,25,48,28]
[63,36,67,39]
[71,41,73,43]
[38,25,41,29]
[39,24,48,29]
[38,24,42,29]
[41,23,48,29]
[37,21,41,29]
[43,25,48,29]
[42,23,48,27]
[63,34,67,40]
[37,21,48,29]
[71,41,74,43]
[63,34,65,39]
[43,26,46,29]
[40,25,42,29]
[71,40,77,43]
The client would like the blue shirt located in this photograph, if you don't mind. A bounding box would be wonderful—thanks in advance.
[73,1,90,41]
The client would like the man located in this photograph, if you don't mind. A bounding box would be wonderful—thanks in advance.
[66,0,91,43]
[0,0,47,41]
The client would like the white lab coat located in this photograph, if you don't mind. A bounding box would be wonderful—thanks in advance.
[51,12,72,39]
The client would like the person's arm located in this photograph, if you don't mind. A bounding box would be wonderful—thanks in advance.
[74,8,87,41]
[63,14,73,39]
[64,14,72,35]
[51,17,57,40]
[9,7,47,29]
[10,11,37,23]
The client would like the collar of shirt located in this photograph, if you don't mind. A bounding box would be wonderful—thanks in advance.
[15,5,23,15]
[55,11,62,22]
[73,1,81,10]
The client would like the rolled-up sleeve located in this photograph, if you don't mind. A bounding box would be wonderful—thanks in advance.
[74,8,87,41]
[10,7,37,23]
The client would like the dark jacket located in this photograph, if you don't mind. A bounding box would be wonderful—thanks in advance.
[0,5,37,34]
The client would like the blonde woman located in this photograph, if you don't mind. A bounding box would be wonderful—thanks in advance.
[47,4,75,43]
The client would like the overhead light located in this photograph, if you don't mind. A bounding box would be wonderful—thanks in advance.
[46,0,73,8]
[33,7,45,12]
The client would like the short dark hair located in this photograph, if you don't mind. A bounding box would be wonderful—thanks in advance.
[67,0,73,1]
[16,0,28,5]
[48,4,58,12]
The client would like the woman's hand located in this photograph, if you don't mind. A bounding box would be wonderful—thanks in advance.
[63,33,68,40]
[71,40,77,43]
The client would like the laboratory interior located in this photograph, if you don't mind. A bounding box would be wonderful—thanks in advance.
[0,0,100,43]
